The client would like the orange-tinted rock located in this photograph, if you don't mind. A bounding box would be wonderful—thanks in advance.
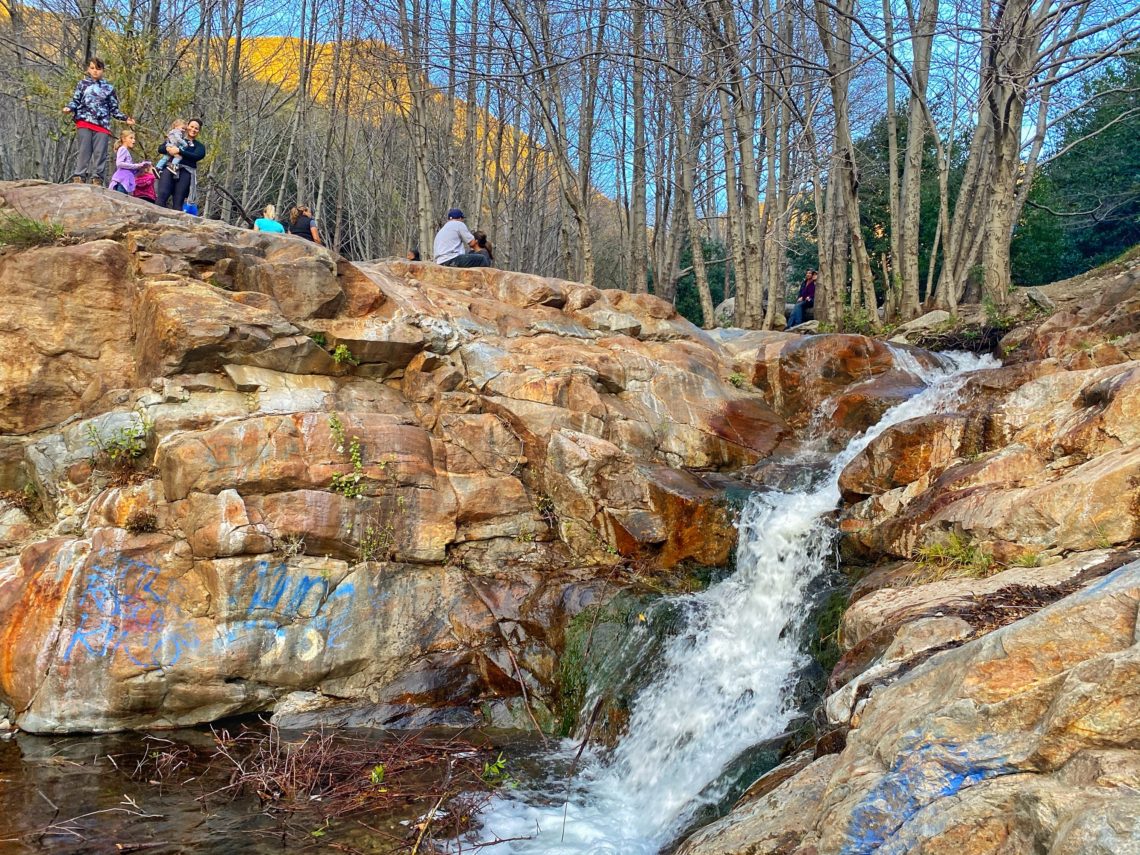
[0,240,134,434]
[750,335,943,434]
[134,280,299,380]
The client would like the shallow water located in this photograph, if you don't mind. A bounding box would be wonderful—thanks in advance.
[0,726,523,854]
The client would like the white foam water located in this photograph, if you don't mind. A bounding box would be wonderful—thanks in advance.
[464,351,996,855]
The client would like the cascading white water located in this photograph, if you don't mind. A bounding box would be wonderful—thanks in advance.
[468,351,996,854]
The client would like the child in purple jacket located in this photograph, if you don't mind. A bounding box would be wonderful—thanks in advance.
[109,130,151,194]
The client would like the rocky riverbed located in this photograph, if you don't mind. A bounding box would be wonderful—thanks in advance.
[1,181,1138,854]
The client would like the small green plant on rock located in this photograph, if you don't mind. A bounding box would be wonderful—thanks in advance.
[86,417,154,470]
[1010,550,1042,568]
[982,296,1018,330]
[534,494,557,528]
[308,331,327,348]
[331,344,359,366]
[727,371,747,389]
[359,522,394,562]
[0,213,68,248]
[842,307,879,335]
[328,414,368,498]
[277,533,307,559]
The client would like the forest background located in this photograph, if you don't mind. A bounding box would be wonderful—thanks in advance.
[0,0,1136,330]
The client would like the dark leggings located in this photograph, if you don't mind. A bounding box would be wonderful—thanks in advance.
[442,253,490,268]
[155,168,193,210]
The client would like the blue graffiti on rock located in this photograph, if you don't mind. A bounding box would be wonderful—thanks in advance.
[63,554,196,667]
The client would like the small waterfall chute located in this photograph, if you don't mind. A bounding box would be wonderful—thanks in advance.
[465,352,995,854]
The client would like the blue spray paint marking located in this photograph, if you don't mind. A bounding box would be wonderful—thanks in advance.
[218,559,360,653]
[840,734,1014,854]
[65,554,378,666]
[63,553,198,667]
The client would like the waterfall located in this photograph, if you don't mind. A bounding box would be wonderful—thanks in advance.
[466,351,996,854]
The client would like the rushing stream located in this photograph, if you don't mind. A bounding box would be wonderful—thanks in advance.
[465,350,996,854]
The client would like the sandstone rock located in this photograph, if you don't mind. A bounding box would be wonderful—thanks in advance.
[839,550,1117,652]
[676,755,841,855]
[156,412,444,501]
[0,505,35,551]
[0,240,134,434]
[750,334,944,434]
[890,310,952,343]
[689,560,1140,854]
[134,280,299,380]
[713,297,735,327]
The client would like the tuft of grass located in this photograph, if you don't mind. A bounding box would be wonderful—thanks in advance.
[1009,550,1042,568]
[911,532,996,581]
[0,213,68,248]
[277,533,306,559]
[728,371,747,389]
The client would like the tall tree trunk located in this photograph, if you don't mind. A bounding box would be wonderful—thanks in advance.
[882,0,902,319]
[629,0,649,293]
[898,0,937,319]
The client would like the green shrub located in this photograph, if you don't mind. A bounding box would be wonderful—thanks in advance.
[0,213,67,248]
[86,417,153,469]
[331,344,359,366]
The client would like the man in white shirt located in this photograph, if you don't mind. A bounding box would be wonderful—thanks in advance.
[432,209,490,267]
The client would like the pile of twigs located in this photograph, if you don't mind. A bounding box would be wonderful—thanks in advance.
[133,725,508,853]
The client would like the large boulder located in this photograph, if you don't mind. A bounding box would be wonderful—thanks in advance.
[748,334,947,440]
[0,240,134,434]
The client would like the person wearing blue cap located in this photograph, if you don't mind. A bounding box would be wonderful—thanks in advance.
[433,208,490,267]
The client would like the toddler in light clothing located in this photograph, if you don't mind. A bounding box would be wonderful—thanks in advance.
[155,118,187,175]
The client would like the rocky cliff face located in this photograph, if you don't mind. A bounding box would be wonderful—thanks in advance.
[0,181,850,734]
[2,181,1137,854]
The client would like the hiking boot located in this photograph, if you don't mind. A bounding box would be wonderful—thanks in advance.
[166,165,179,176]
[88,178,102,187]
[69,176,85,184]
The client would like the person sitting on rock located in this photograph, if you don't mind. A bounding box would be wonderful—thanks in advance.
[786,269,817,329]
[472,230,494,266]
[433,209,489,268]
[288,205,322,244]
[253,204,286,233]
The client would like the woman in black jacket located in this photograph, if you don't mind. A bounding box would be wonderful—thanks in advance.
[155,118,206,211]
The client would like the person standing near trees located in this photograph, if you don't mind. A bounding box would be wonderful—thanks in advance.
[62,57,134,186]
[108,130,150,194]
[154,118,205,212]
[432,209,488,267]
